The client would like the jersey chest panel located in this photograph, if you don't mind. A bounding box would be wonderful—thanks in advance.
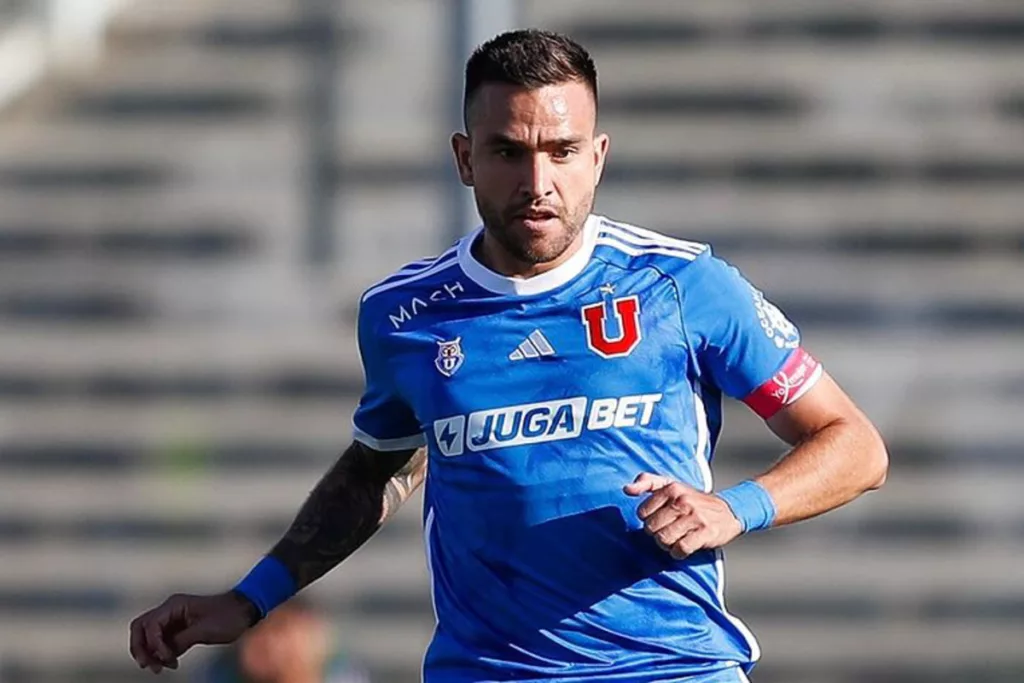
[388,272,693,460]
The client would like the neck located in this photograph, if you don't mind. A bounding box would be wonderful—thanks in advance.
[475,228,586,279]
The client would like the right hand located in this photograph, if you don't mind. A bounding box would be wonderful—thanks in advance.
[129,591,258,673]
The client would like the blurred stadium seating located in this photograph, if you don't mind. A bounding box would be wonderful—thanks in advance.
[0,1,1022,682]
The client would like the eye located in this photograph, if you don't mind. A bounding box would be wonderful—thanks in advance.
[497,147,521,160]
[552,147,577,160]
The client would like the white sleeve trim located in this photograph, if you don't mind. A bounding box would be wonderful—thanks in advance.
[352,426,426,451]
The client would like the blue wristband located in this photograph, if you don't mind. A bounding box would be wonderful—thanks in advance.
[716,480,777,533]
[233,556,297,618]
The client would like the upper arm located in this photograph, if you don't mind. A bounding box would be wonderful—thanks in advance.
[682,250,823,418]
[765,370,870,446]
[350,439,428,484]
[351,303,426,452]
[348,440,428,523]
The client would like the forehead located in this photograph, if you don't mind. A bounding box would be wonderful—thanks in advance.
[467,81,596,138]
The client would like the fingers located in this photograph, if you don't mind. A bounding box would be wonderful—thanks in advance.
[623,472,673,496]
[130,599,182,674]
[627,476,740,561]
[642,499,692,535]
[669,528,713,560]
[129,616,153,670]
[145,619,177,669]
[636,481,697,520]
[649,517,703,554]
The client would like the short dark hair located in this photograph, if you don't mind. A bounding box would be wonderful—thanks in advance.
[463,29,598,127]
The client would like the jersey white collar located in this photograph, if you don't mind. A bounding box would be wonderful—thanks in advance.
[458,214,599,296]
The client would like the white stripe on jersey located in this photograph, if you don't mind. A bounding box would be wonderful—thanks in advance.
[693,389,713,493]
[693,386,761,663]
[424,507,439,624]
[361,251,460,302]
[596,235,702,261]
[601,220,708,255]
[393,255,446,275]
[363,246,457,291]
[715,549,762,663]
[601,225,707,256]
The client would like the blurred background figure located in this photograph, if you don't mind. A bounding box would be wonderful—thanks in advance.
[0,1,1021,682]
[199,599,370,683]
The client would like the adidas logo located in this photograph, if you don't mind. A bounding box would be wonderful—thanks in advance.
[509,330,556,361]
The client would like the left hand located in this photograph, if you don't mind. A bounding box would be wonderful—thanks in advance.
[624,473,743,559]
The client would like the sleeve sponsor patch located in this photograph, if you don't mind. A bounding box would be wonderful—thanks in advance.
[752,288,801,350]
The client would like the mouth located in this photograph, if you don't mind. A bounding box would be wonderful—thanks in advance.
[513,209,559,227]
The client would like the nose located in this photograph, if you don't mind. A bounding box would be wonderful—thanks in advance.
[521,153,554,199]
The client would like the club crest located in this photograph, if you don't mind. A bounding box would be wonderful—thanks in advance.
[581,294,642,359]
[434,337,465,377]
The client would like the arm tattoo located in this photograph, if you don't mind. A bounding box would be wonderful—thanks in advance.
[268,442,427,589]
[380,449,427,524]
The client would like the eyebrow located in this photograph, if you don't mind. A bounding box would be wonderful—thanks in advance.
[483,134,586,148]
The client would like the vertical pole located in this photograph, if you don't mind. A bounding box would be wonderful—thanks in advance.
[303,0,339,267]
[447,0,520,246]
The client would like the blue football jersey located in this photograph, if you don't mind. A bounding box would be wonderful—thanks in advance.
[352,215,822,682]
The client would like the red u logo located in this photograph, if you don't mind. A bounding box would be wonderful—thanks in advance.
[581,295,642,358]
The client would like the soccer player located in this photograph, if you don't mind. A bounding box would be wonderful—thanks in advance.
[129,29,888,683]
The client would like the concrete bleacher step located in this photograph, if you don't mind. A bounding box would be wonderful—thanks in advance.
[0,324,358,373]
[0,402,359,443]
[0,290,151,323]
[0,223,253,259]
[70,88,283,123]
[568,43,1024,90]
[603,117,1024,160]
[0,161,171,190]
[595,185,1024,235]
[529,0,1024,25]
[735,253,1024,305]
[88,44,304,95]
[0,120,299,167]
[753,620,1023,668]
[0,188,298,261]
[566,16,1024,49]
[109,0,308,40]
[599,158,1024,186]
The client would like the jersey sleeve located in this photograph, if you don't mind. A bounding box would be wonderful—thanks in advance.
[681,250,823,419]
[351,303,426,451]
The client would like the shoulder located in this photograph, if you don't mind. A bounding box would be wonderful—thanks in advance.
[589,216,754,311]
[359,243,462,306]
[356,243,463,330]
[590,215,711,278]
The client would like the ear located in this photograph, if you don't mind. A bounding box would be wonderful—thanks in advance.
[451,132,474,187]
[593,132,610,187]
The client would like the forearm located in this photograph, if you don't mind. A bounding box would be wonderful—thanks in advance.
[268,441,427,590]
[755,416,887,527]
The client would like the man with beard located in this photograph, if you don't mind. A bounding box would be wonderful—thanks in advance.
[130,29,888,683]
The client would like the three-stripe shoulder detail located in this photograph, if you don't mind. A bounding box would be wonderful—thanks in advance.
[596,220,708,262]
[361,247,460,303]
